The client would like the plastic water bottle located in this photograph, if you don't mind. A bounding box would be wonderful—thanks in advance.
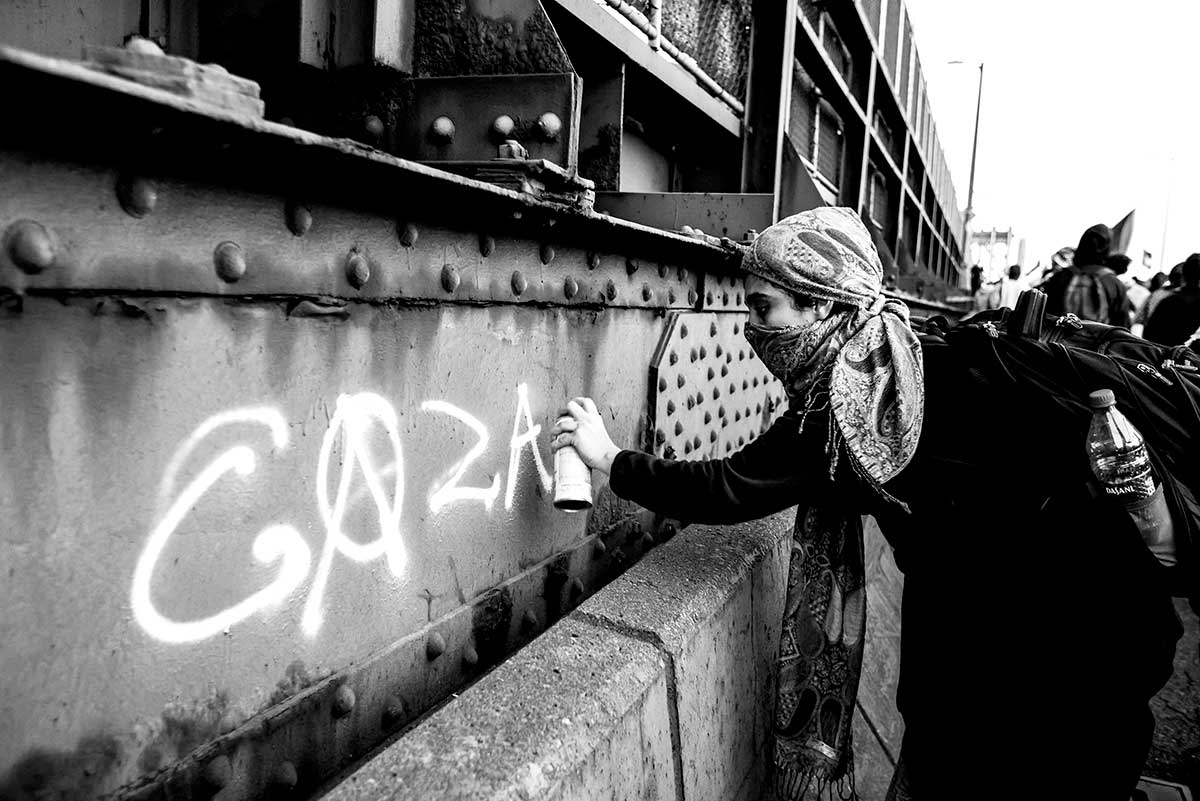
[1085,389,1176,566]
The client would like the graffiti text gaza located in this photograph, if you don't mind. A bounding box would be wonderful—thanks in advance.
[131,384,555,644]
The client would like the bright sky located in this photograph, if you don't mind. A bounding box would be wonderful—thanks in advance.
[904,0,1200,280]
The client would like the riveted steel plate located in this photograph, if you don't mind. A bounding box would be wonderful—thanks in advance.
[0,152,696,310]
[647,311,788,461]
[700,271,748,312]
[401,74,581,170]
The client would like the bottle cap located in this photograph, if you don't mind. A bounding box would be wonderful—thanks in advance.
[1088,389,1116,409]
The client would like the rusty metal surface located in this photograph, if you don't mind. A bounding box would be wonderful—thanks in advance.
[0,293,669,798]
[0,44,759,800]
[400,74,581,170]
[647,311,787,460]
[0,45,741,277]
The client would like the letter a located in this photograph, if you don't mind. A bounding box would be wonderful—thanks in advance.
[505,383,553,510]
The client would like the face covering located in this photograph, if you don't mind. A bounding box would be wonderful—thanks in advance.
[743,312,847,390]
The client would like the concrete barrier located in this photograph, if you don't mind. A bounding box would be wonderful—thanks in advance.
[325,511,906,801]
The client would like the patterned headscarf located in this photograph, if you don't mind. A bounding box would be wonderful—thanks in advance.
[743,206,925,490]
[741,207,925,800]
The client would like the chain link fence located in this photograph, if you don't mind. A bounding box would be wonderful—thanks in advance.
[629,0,753,102]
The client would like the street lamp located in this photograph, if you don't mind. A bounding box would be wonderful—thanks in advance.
[948,60,984,281]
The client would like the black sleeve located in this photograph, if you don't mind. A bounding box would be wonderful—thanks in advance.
[608,410,832,524]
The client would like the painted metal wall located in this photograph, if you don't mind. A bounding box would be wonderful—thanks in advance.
[0,47,769,800]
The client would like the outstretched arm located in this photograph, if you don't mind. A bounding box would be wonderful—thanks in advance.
[551,397,830,524]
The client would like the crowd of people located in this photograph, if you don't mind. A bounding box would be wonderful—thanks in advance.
[971,223,1200,348]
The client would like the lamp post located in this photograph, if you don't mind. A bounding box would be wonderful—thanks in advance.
[949,61,984,282]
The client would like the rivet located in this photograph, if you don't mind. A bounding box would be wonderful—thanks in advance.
[382,694,408,728]
[655,429,666,444]
[713,388,721,399]
[727,443,733,453]
[658,378,667,392]
[116,175,157,218]
[345,253,370,289]
[213,241,246,283]
[733,322,741,334]
[667,400,676,415]
[593,539,608,557]
[690,349,698,362]
[538,112,563,141]
[753,377,759,386]
[688,289,698,305]
[398,221,419,247]
[692,436,701,449]
[605,280,617,301]
[658,263,668,278]
[271,761,298,789]
[739,350,746,361]
[332,684,356,717]
[686,396,695,410]
[683,442,692,454]
[710,430,718,443]
[569,578,585,601]
[511,270,527,296]
[737,292,743,305]
[563,276,579,300]
[662,522,677,539]
[441,265,460,293]
[745,406,752,417]
[426,632,447,660]
[726,352,734,364]
[716,345,724,357]
[285,201,312,236]
[480,234,496,256]
[706,292,714,304]
[640,533,656,550]
[491,115,516,141]
[669,289,677,303]
[200,755,232,790]
[364,115,385,141]
[735,410,741,421]
[6,219,55,275]
[669,351,678,365]
[739,436,746,447]
[681,324,689,338]
[642,284,652,301]
[626,257,638,275]
[541,243,556,264]
[730,383,736,393]
[700,346,707,358]
[743,380,750,390]
[521,610,539,633]
[463,644,480,667]
[719,406,726,418]
[704,412,712,424]
[707,367,715,380]
[721,365,729,377]
[429,115,456,143]
[676,375,686,388]
[710,322,718,337]
[674,421,683,436]
[724,292,730,304]
[695,391,703,405]
[587,252,600,270]
[677,267,686,280]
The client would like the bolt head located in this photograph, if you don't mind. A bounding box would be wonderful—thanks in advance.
[521,610,539,633]
[511,270,527,296]
[429,115,456,144]
[398,221,419,247]
[605,280,617,301]
[201,755,232,790]
[426,632,447,660]
[6,220,55,275]
[116,175,158,218]
[125,36,164,55]
[364,115,385,140]
[213,241,246,283]
[332,684,356,717]
[540,244,555,264]
[563,276,579,300]
[383,694,408,728]
[480,234,496,257]
[642,284,652,302]
[272,761,298,788]
[286,201,312,236]
[538,112,563,141]
[463,645,480,667]
[491,114,516,140]
[441,264,460,293]
[346,253,370,289]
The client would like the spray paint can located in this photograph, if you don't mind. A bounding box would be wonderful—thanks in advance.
[553,417,593,512]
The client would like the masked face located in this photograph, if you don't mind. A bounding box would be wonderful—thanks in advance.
[742,277,836,382]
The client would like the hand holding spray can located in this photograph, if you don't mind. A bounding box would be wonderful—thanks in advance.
[553,416,593,512]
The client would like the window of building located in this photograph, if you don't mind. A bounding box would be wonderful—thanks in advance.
[868,168,889,228]
[820,14,852,86]
[816,103,845,188]
[789,63,818,161]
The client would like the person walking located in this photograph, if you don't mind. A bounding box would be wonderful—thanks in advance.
[552,207,1180,801]
[1060,224,1133,327]
[1144,254,1200,345]
[996,263,1025,309]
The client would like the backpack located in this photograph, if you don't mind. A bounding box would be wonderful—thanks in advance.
[919,289,1200,612]
[1062,266,1115,323]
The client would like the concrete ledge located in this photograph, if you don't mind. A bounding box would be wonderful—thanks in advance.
[322,615,675,801]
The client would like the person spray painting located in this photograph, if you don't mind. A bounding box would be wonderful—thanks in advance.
[552,207,1180,800]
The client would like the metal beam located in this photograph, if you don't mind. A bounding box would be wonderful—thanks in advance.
[544,0,742,137]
